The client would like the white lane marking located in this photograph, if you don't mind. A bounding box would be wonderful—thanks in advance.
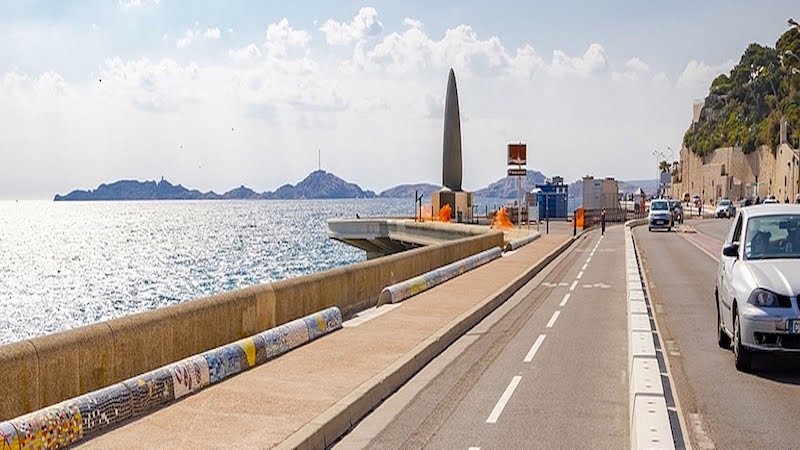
[524,334,546,363]
[581,263,588,271]
[586,257,591,263]
[486,376,522,424]
[569,280,578,291]
[546,311,560,328]
[576,271,583,279]
[469,448,481,450]
[559,293,571,307]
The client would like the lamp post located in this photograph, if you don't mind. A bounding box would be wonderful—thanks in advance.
[652,149,666,199]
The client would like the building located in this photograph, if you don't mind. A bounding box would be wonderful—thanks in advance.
[671,113,800,203]
[527,177,568,219]
[582,176,620,211]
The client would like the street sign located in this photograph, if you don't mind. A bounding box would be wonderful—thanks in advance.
[508,143,527,165]
[508,168,527,176]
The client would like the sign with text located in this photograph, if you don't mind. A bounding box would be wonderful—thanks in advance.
[507,168,527,176]
[507,143,527,166]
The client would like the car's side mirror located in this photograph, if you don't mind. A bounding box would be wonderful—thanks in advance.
[722,243,739,258]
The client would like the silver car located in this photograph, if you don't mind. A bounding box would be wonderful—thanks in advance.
[648,199,673,232]
[716,205,800,371]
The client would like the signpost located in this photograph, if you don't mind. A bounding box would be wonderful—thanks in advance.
[507,143,527,226]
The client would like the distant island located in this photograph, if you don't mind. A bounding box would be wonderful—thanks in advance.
[54,170,657,201]
[54,170,376,201]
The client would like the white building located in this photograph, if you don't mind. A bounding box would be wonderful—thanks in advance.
[582,176,620,211]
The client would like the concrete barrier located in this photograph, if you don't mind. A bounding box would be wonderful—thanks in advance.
[0,307,342,450]
[624,221,676,449]
[377,247,503,306]
[0,230,502,421]
[503,232,541,252]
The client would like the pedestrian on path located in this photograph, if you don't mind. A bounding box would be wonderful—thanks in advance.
[601,208,606,235]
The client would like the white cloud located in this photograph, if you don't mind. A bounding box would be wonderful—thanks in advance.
[204,28,221,40]
[319,7,384,46]
[612,56,651,81]
[548,43,608,77]
[177,29,194,48]
[99,58,200,111]
[228,43,262,62]
[677,59,735,89]
[403,18,423,29]
[265,18,311,58]
[119,0,160,10]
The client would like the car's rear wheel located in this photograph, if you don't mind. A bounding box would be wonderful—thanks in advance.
[717,294,730,349]
[733,311,752,372]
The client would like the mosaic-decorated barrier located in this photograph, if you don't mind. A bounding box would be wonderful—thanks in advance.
[0,307,342,450]
[377,247,503,306]
[503,232,541,252]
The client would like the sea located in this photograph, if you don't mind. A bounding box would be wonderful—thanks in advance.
[0,198,512,345]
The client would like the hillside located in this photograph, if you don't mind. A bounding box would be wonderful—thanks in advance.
[378,183,441,199]
[268,170,376,199]
[54,179,220,201]
[683,27,800,155]
[475,170,547,198]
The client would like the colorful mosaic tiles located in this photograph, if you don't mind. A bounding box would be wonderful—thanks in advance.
[0,306,343,449]
[378,247,503,305]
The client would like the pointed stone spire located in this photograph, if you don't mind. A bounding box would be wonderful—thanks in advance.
[442,68,462,192]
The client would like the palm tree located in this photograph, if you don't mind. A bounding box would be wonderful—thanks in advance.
[659,160,670,173]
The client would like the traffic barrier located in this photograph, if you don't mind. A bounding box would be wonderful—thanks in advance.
[503,232,541,252]
[377,247,503,306]
[624,222,676,449]
[0,307,342,450]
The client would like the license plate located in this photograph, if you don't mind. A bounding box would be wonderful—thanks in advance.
[788,320,800,334]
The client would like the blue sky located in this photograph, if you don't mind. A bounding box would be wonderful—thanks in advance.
[0,1,797,198]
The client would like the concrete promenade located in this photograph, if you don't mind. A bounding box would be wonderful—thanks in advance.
[76,231,573,448]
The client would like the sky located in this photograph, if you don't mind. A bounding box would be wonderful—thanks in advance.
[0,0,797,199]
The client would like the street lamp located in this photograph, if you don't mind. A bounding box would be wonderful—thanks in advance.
[652,149,666,198]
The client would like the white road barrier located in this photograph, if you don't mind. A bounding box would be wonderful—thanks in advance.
[625,222,676,450]
[377,247,503,306]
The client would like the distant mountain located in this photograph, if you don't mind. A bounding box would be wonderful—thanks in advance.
[267,170,376,199]
[475,170,547,198]
[54,171,376,201]
[378,183,441,199]
[54,179,221,201]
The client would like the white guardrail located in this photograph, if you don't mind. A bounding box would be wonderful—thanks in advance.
[625,221,676,450]
[377,247,503,306]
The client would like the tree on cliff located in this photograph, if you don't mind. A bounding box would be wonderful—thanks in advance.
[683,25,800,155]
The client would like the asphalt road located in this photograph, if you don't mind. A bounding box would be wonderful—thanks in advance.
[635,220,800,450]
[336,227,628,450]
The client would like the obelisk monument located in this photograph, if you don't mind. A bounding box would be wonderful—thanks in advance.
[432,68,473,222]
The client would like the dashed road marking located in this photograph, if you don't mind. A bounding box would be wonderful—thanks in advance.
[559,293,571,307]
[581,263,588,271]
[524,334,546,363]
[569,280,578,291]
[486,376,522,423]
[546,311,560,328]
[576,271,584,279]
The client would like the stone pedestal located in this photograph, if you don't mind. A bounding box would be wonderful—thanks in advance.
[432,190,473,223]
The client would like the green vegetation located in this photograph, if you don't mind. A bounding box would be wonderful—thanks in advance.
[683,27,800,155]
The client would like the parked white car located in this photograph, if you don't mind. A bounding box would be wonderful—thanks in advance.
[716,204,800,371]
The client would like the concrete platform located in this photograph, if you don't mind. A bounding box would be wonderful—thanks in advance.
[77,234,572,449]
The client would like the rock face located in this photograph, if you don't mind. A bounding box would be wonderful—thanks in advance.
[378,183,441,199]
[475,170,546,198]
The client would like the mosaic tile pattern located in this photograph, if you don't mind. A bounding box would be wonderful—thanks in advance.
[12,402,82,449]
[203,343,248,385]
[0,421,19,450]
[123,367,175,416]
[382,247,502,304]
[168,355,210,399]
[74,383,132,438]
[1,307,343,448]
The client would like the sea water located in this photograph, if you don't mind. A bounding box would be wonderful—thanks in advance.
[0,198,509,344]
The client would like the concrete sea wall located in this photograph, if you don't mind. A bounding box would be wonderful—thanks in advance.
[0,230,503,421]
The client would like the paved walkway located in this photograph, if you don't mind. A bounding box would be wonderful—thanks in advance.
[77,234,572,449]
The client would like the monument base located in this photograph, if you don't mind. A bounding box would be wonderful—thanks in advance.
[432,190,474,223]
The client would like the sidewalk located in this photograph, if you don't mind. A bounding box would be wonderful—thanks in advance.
[77,234,573,449]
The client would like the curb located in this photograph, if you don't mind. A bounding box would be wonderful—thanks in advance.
[504,231,542,252]
[276,235,578,450]
[625,221,681,450]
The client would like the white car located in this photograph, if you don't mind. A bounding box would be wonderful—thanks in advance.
[716,204,800,371]
[648,199,673,232]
